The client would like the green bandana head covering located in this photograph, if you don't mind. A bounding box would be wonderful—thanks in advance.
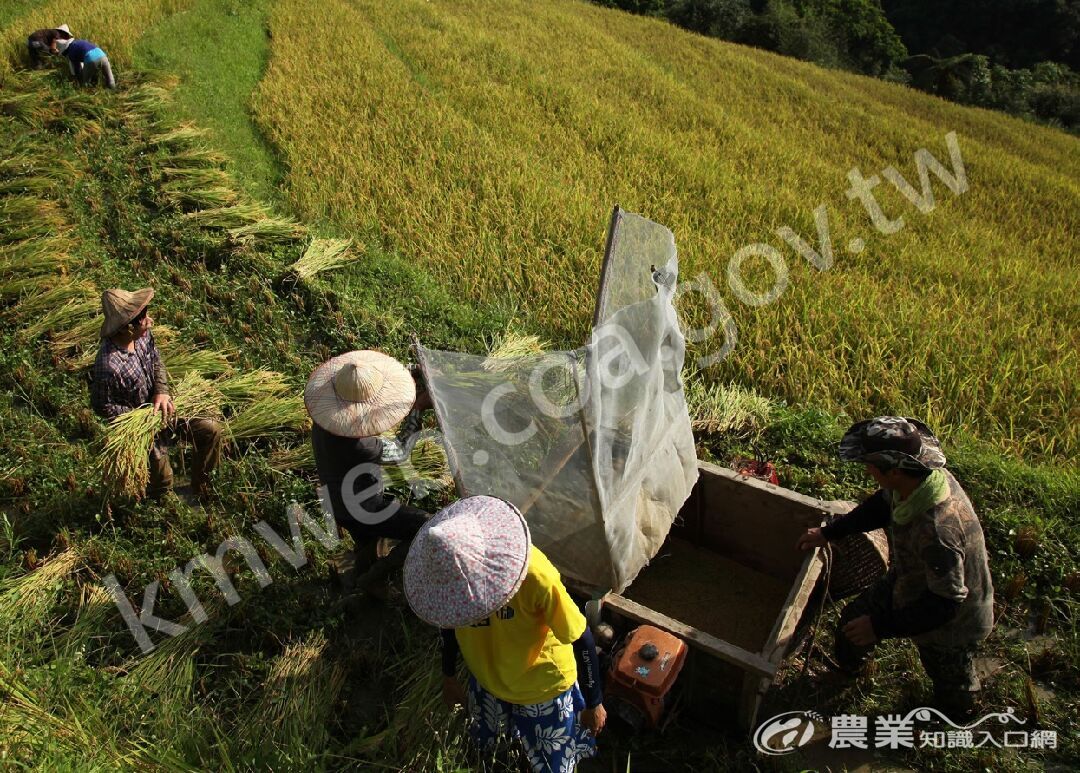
[891,468,950,525]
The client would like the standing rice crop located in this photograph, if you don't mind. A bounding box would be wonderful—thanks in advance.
[99,373,224,499]
[0,0,195,72]
[253,0,1080,459]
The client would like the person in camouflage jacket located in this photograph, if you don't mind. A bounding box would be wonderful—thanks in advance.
[798,416,994,716]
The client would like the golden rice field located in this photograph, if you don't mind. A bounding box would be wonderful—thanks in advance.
[0,0,190,70]
[2,0,1077,459]
[250,0,1079,459]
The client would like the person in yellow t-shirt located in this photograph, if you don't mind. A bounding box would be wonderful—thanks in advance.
[404,495,605,773]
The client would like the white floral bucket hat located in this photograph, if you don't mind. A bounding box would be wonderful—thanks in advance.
[404,495,531,628]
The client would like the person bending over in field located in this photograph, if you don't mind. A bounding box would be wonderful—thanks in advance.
[798,416,994,717]
[55,36,116,89]
[26,24,72,69]
[304,350,433,601]
[90,287,223,502]
[405,495,605,773]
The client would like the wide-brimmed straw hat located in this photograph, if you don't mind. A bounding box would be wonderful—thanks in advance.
[839,416,946,472]
[304,350,415,438]
[404,495,532,629]
[100,287,154,338]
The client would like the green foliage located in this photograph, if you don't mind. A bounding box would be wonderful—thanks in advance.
[132,0,282,201]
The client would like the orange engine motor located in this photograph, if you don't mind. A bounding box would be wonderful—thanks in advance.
[606,625,688,730]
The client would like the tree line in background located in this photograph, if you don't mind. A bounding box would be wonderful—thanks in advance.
[595,0,1080,131]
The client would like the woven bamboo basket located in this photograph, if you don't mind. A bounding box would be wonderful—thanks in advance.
[827,526,890,600]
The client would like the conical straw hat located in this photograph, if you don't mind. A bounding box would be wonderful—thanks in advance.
[404,495,532,628]
[100,287,154,338]
[304,350,415,438]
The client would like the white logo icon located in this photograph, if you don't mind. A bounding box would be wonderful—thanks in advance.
[752,711,824,755]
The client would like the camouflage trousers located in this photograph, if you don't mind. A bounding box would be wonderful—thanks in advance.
[836,576,980,715]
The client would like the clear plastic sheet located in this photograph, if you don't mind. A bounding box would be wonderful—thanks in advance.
[418,209,698,592]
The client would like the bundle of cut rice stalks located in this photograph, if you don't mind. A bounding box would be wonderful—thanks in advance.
[117,605,218,731]
[0,196,65,243]
[146,124,207,149]
[216,369,291,405]
[0,548,79,638]
[0,174,55,197]
[350,639,468,768]
[241,631,346,754]
[228,217,307,246]
[683,374,773,437]
[181,202,267,229]
[7,280,95,322]
[482,330,549,371]
[267,443,315,473]
[164,347,234,380]
[382,436,453,500]
[163,185,238,210]
[99,373,224,499]
[0,660,178,770]
[57,583,115,657]
[18,297,97,341]
[48,314,101,359]
[0,237,69,284]
[226,395,310,442]
[160,147,228,169]
[288,238,356,281]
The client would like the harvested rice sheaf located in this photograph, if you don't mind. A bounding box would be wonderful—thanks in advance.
[288,237,356,280]
[242,632,346,752]
[226,395,309,441]
[267,443,315,472]
[228,217,307,245]
[0,548,80,636]
[181,202,268,229]
[216,369,291,405]
[99,373,224,499]
[482,330,549,371]
[164,347,234,380]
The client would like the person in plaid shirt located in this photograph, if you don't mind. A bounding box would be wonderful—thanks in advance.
[91,287,222,501]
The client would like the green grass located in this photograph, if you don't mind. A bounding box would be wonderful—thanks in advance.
[133,0,282,201]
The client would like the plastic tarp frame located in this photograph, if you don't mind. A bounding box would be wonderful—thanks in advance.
[417,207,699,594]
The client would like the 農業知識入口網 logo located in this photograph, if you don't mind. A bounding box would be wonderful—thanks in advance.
[752,711,827,755]
[753,707,1057,755]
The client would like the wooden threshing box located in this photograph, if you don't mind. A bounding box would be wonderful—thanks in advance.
[598,461,851,730]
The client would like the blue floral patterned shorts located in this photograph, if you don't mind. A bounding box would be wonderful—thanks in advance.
[467,676,597,773]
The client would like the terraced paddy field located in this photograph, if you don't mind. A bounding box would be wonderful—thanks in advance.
[0,1,1077,770]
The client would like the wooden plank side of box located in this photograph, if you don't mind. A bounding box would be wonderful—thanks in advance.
[603,593,777,680]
